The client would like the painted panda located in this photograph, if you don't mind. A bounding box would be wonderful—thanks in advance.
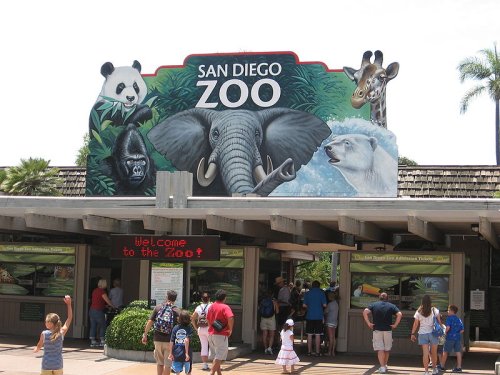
[88,61,156,195]
[89,60,152,130]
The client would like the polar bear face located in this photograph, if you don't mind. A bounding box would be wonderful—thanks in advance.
[99,60,147,107]
[324,134,377,172]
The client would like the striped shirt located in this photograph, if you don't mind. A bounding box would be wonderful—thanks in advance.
[42,330,63,370]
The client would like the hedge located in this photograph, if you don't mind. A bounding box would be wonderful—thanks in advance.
[105,300,200,352]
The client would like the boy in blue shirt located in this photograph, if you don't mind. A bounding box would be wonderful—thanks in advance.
[169,310,193,374]
[441,304,464,373]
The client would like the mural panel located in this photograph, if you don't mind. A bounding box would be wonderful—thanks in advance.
[86,51,399,197]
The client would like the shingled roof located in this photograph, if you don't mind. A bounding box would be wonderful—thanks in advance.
[56,165,500,198]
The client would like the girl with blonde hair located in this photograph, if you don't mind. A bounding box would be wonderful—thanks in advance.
[34,295,73,375]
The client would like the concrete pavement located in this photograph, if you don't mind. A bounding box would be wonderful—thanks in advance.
[1,335,499,374]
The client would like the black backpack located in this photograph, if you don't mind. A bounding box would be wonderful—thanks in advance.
[259,297,275,318]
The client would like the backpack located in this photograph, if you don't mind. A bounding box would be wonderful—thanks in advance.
[197,303,210,327]
[153,303,175,334]
[259,297,275,318]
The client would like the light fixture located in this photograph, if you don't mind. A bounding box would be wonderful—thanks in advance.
[471,224,479,233]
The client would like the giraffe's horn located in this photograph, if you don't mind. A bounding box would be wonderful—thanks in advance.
[374,50,383,67]
[361,51,373,67]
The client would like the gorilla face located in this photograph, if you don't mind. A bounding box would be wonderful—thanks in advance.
[109,124,154,193]
[100,60,147,107]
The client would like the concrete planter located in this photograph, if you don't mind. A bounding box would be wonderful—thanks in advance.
[104,346,202,363]
[105,344,252,362]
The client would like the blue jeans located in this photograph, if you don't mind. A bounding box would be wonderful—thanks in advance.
[89,308,106,340]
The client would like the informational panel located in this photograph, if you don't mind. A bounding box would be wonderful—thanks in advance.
[470,289,485,310]
[111,235,220,261]
[150,263,183,307]
[20,302,45,321]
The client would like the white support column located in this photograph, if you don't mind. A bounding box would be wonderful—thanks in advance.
[241,246,260,349]
[336,251,351,352]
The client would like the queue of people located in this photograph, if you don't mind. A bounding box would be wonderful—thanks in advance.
[142,289,234,375]
[33,277,465,375]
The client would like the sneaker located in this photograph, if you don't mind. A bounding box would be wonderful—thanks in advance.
[90,341,98,348]
[378,366,387,373]
[201,364,210,371]
[451,368,462,373]
[432,368,439,375]
[423,372,430,375]
[437,364,444,371]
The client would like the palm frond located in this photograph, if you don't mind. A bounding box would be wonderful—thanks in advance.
[460,84,487,113]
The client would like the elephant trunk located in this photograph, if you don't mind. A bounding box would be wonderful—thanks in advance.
[217,134,258,195]
[251,158,296,196]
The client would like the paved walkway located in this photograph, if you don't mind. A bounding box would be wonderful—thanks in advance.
[1,335,498,374]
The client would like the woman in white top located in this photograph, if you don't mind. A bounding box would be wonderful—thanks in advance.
[324,291,339,356]
[410,294,443,375]
[191,292,212,371]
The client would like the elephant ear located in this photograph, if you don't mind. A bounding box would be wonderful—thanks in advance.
[259,108,331,170]
[147,109,214,172]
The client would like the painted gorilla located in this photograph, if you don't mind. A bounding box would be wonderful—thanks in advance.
[104,124,155,195]
[147,107,331,196]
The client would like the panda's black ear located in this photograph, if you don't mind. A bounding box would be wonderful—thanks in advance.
[132,60,142,73]
[101,62,115,78]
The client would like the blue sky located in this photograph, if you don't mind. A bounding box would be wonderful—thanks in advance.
[0,0,498,166]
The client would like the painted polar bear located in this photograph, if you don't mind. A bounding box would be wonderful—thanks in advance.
[324,133,397,197]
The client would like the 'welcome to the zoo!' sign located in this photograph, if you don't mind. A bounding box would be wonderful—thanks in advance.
[86,51,399,198]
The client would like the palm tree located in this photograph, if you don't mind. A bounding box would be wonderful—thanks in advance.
[1,158,63,196]
[458,44,500,164]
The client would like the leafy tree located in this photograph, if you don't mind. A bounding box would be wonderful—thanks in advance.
[295,252,338,287]
[398,156,418,166]
[1,158,63,196]
[75,133,89,167]
[458,44,500,164]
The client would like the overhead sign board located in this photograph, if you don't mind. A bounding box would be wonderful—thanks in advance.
[87,51,399,198]
[111,235,220,261]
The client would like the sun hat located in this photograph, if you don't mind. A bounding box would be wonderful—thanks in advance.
[285,318,294,326]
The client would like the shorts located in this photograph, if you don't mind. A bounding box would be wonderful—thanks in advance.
[171,361,191,374]
[325,323,337,328]
[417,332,439,346]
[153,341,172,367]
[372,330,393,351]
[41,370,63,375]
[306,320,324,335]
[260,316,276,331]
[444,339,462,353]
[208,334,229,360]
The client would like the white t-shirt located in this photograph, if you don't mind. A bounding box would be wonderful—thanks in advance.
[109,287,123,307]
[280,329,294,349]
[194,302,212,329]
[414,307,439,334]
[325,300,339,326]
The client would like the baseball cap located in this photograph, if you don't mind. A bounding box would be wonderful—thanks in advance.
[285,318,294,326]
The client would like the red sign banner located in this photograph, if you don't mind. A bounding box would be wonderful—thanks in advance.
[111,235,220,261]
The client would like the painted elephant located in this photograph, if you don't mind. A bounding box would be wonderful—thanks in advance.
[147,108,331,196]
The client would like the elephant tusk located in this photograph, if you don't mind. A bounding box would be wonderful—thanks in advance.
[253,165,267,184]
[197,158,217,187]
[266,155,273,174]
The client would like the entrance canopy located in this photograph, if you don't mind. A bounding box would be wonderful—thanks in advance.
[0,193,498,250]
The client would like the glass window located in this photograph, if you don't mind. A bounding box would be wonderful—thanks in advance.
[190,248,244,305]
[350,273,449,310]
[0,244,75,297]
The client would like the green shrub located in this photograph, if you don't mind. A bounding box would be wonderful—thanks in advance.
[106,301,201,352]
[124,300,150,310]
[106,308,154,351]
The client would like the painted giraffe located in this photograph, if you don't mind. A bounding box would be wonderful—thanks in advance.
[343,50,399,128]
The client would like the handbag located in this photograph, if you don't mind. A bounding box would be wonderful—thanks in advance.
[212,319,226,332]
[431,309,444,337]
